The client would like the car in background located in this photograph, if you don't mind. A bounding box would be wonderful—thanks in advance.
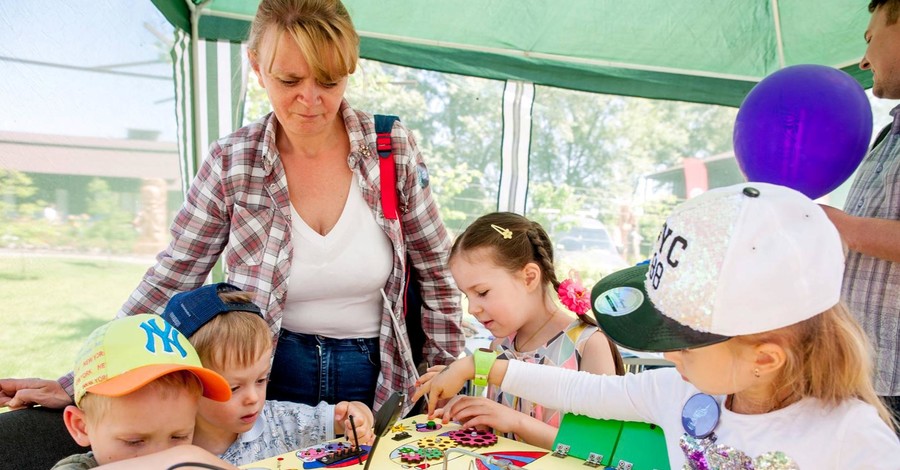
[554,220,628,276]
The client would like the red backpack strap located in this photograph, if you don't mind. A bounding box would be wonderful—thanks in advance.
[374,114,417,324]
[374,114,400,220]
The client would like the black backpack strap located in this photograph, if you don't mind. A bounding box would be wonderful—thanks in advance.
[872,123,892,150]
[374,114,400,220]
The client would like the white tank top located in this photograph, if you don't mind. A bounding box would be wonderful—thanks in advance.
[280,180,392,338]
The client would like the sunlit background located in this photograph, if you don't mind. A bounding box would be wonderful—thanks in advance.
[2,1,897,380]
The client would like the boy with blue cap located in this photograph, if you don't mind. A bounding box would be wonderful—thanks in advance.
[163,283,375,466]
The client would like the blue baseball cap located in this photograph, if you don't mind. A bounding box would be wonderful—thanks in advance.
[163,283,263,338]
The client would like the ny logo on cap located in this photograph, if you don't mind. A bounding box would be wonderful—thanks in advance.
[139,318,188,358]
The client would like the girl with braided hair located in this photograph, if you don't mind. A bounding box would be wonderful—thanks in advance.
[416,212,623,448]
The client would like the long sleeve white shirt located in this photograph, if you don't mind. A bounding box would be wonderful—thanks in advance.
[501,361,900,469]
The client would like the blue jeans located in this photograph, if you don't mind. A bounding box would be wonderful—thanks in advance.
[267,330,380,408]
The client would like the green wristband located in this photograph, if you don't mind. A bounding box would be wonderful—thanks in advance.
[473,347,499,387]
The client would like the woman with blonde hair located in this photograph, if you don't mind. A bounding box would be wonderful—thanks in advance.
[3,0,463,418]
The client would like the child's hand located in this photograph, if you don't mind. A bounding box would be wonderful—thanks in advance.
[414,364,447,387]
[334,401,375,446]
[442,396,523,436]
[415,365,454,415]
[411,356,474,416]
[430,394,464,423]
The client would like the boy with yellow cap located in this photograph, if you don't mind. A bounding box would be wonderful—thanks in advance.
[53,314,237,469]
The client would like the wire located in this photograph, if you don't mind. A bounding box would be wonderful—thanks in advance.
[441,447,524,470]
[166,463,228,470]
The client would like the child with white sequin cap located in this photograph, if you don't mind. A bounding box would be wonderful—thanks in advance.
[415,183,900,469]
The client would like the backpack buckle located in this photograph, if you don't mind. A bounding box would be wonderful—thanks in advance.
[376,134,392,158]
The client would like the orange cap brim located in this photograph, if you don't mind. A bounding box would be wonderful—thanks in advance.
[86,364,231,402]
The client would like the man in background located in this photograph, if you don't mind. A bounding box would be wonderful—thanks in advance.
[822,0,900,424]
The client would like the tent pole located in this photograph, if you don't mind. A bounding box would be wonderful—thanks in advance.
[186,0,212,172]
[770,0,786,69]
[498,80,535,215]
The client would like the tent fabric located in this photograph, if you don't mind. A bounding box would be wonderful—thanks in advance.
[151,0,872,108]
[153,0,874,222]
[171,29,248,282]
[171,29,248,195]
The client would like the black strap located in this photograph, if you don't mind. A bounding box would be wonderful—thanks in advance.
[872,123,892,150]
[166,463,228,470]
[374,114,400,152]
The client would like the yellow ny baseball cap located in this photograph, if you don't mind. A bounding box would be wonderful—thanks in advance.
[74,314,231,406]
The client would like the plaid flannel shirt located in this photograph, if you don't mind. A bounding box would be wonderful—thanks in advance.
[59,101,463,415]
[842,104,900,396]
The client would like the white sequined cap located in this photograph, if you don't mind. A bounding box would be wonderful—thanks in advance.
[643,183,844,336]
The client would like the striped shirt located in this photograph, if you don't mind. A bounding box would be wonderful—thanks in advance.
[842,104,900,396]
[59,101,464,415]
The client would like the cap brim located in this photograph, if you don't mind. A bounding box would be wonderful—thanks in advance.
[590,264,731,352]
[86,364,232,402]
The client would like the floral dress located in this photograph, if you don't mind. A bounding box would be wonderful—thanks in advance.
[487,319,596,439]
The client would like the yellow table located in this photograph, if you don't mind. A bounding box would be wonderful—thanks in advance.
[242,414,599,469]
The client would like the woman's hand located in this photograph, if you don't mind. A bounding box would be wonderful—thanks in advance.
[0,378,72,409]
[411,356,474,416]
[334,401,375,446]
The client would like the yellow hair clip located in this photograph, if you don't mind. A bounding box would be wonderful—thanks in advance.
[491,224,513,239]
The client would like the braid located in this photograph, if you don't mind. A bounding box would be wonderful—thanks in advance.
[526,223,560,290]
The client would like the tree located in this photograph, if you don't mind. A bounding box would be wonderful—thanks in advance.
[527,88,735,231]
[528,182,584,233]
[0,169,38,218]
[346,61,503,227]
[243,59,739,256]
[83,178,137,254]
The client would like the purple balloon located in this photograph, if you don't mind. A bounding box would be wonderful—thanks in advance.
[733,64,872,200]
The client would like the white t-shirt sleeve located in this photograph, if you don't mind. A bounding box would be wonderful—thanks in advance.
[500,361,900,467]
[500,360,686,425]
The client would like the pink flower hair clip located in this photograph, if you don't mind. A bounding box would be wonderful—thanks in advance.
[558,270,590,316]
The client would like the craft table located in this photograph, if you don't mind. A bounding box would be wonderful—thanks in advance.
[241,414,605,470]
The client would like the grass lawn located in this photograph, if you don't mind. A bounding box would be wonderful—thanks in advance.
[0,253,151,381]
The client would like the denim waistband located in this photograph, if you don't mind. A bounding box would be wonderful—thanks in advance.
[278,329,379,347]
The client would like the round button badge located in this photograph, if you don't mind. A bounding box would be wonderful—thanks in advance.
[593,286,644,317]
[681,393,720,439]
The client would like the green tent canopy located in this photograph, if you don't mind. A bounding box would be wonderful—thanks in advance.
[152,0,872,107]
[151,0,874,213]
